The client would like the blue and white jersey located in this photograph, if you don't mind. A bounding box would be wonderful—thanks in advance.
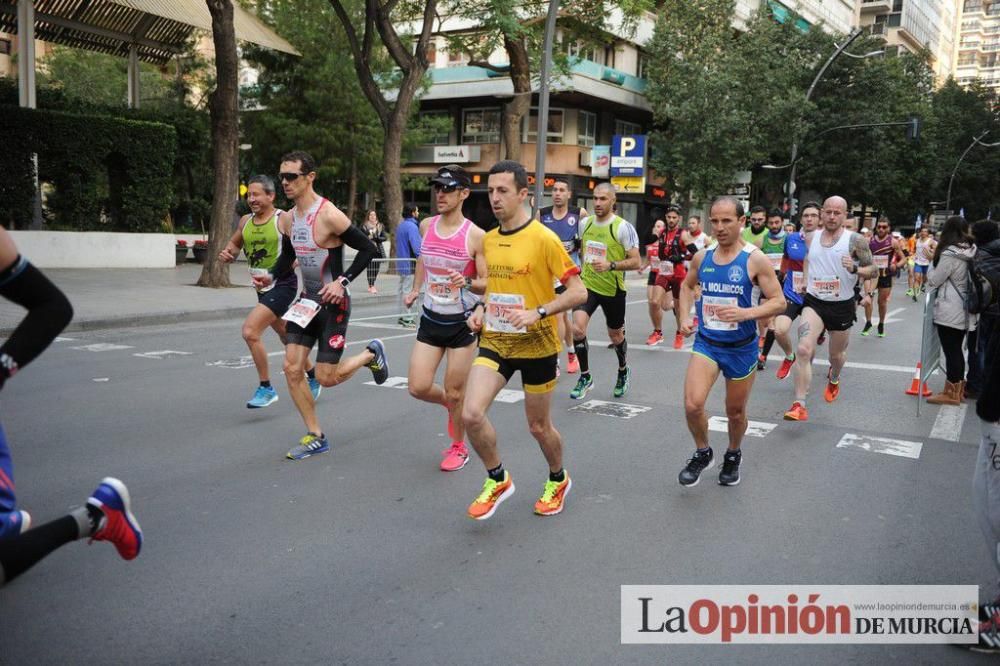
[539,206,582,266]
[696,244,757,344]
[782,231,809,305]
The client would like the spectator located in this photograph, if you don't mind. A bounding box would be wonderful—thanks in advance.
[926,216,977,406]
[363,210,387,294]
[966,220,1000,399]
[395,204,422,327]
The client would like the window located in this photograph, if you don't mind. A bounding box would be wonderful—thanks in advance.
[565,40,601,65]
[425,41,437,65]
[636,52,649,79]
[462,108,501,144]
[420,111,451,145]
[615,119,641,136]
[447,46,469,67]
[578,110,597,147]
[523,108,565,144]
[888,12,901,27]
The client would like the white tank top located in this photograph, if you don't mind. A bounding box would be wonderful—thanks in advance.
[806,228,857,302]
[290,197,331,297]
[916,238,933,265]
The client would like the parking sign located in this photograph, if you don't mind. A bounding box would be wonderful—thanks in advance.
[611,135,646,177]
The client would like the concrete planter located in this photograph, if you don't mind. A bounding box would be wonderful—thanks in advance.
[175,246,189,265]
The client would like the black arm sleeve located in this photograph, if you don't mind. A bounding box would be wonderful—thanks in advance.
[685,243,698,257]
[338,224,378,282]
[0,257,74,386]
[269,233,296,280]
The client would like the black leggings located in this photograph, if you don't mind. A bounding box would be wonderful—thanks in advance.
[366,259,381,287]
[936,324,967,383]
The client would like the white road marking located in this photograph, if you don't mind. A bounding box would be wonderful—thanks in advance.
[206,356,256,369]
[54,336,76,342]
[707,416,777,438]
[363,375,525,403]
[350,321,415,331]
[71,343,134,352]
[568,399,652,419]
[836,433,922,460]
[92,377,110,382]
[133,350,193,360]
[930,403,968,442]
[879,307,906,325]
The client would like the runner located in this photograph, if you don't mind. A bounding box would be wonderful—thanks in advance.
[742,205,768,247]
[218,175,322,409]
[256,150,390,459]
[913,226,936,301]
[656,205,697,349]
[403,165,486,472]
[462,160,586,520]
[642,218,667,345]
[844,213,859,233]
[0,226,142,585]
[688,215,709,254]
[773,202,820,379]
[676,196,785,487]
[538,178,587,374]
[756,209,787,370]
[783,196,878,422]
[861,217,904,338]
[570,182,641,399]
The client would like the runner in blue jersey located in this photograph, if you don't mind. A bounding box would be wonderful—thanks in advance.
[772,201,820,380]
[675,196,785,488]
[539,178,587,374]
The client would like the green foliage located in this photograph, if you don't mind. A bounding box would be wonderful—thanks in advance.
[39,45,177,110]
[0,107,176,231]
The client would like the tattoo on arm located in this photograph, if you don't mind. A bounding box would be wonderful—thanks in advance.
[851,234,877,278]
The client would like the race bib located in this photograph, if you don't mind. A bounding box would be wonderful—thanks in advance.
[584,240,607,265]
[701,295,738,331]
[874,255,889,270]
[250,267,274,293]
[792,271,806,293]
[650,256,661,272]
[766,253,783,271]
[428,273,459,305]
[659,260,674,277]
[282,297,320,328]
[485,293,526,334]
[811,276,841,299]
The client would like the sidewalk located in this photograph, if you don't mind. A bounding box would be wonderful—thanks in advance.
[0,263,410,335]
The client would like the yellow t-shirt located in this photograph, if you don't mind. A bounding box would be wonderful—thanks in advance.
[480,220,580,359]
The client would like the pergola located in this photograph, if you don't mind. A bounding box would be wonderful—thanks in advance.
[1,0,299,109]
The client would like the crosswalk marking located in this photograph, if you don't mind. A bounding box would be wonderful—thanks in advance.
[707,416,777,438]
[930,403,967,442]
[71,343,134,352]
[133,350,193,360]
[569,400,652,419]
[836,433,922,460]
[364,376,526,402]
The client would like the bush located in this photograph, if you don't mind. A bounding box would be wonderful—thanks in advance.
[0,106,176,231]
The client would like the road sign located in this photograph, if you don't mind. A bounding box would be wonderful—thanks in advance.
[610,135,646,177]
[611,176,646,193]
[783,180,797,195]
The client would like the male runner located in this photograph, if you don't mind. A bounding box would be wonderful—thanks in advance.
[570,182,641,399]
[462,160,586,520]
[676,197,785,487]
[861,217,904,338]
[912,226,936,300]
[773,201,820,379]
[784,196,877,421]
[656,205,697,349]
[218,175,322,408]
[403,165,486,472]
[688,215,709,255]
[256,151,390,459]
[844,213,859,233]
[756,209,787,370]
[643,218,667,345]
[742,205,768,247]
[539,178,586,374]
[905,232,917,296]
[0,226,142,585]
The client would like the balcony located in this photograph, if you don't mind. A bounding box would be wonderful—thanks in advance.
[860,0,892,14]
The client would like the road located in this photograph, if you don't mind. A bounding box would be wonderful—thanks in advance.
[0,282,993,664]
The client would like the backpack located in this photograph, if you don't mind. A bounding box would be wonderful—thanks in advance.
[967,243,1000,315]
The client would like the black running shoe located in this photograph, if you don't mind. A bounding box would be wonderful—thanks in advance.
[718,449,742,486]
[678,447,714,487]
[366,339,389,385]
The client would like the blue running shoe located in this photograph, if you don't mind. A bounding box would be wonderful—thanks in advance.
[366,339,389,385]
[87,478,142,560]
[286,433,329,460]
[247,385,278,409]
[0,509,31,539]
[308,376,322,401]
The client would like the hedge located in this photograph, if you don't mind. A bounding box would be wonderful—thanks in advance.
[0,107,177,231]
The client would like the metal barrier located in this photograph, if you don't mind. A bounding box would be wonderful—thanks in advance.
[916,288,942,416]
[354,257,421,320]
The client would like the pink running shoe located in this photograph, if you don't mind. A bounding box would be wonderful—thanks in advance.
[440,441,469,472]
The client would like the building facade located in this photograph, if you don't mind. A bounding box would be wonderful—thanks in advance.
[954,0,1000,92]
[857,0,959,83]
[736,0,858,35]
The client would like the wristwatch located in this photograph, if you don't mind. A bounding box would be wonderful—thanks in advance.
[338,275,351,288]
[610,261,617,271]
[464,276,473,289]
[536,306,548,319]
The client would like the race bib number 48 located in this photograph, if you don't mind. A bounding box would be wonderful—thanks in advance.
[282,297,320,328]
[584,240,607,265]
[485,293,526,334]
[701,295,738,331]
[811,276,841,299]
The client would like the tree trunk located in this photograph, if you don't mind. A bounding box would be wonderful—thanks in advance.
[199,0,239,288]
[346,154,358,223]
[502,35,532,162]
[383,113,405,242]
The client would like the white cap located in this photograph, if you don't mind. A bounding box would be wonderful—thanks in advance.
[861,227,870,234]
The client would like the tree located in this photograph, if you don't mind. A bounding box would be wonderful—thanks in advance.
[200,0,241,288]
[38,45,173,109]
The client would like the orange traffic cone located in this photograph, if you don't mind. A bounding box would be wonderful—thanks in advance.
[905,362,932,397]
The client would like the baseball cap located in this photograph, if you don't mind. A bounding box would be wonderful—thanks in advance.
[430,164,471,189]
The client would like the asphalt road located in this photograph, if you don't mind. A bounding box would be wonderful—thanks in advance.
[0,282,993,664]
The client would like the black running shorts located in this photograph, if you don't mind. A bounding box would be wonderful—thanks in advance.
[285,295,352,364]
[804,294,856,332]
[416,308,476,349]
[574,287,627,330]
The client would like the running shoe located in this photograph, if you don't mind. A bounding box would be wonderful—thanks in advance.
[286,433,330,460]
[961,613,1000,653]
[824,372,840,403]
[673,333,684,349]
[646,330,664,346]
[467,472,515,520]
[366,339,389,385]
[566,352,579,374]
[679,447,714,487]
[911,291,918,302]
[613,368,630,398]
[905,288,914,297]
[440,441,469,472]
[783,402,809,421]
[534,473,572,516]
[861,322,872,336]
[87,478,142,561]
[877,324,885,338]
[570,374,594,400]
[718,450,742,487]
[776,355,795,380]
[0,509,31,538]
[308,376,322,401]
[398,318,417,329]
[247,385,278,409]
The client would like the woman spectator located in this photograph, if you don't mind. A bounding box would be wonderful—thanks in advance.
[966,220,1000,400]
[362,210,387,293]
[926,216,977,406]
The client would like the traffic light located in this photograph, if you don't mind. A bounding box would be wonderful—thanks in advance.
[906,117,921,142]
[789,198,799,217]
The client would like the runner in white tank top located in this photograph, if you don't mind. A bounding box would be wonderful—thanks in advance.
[402,165,487,471]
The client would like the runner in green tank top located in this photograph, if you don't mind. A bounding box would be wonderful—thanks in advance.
[218,175,321,408]
[756,209,788,370]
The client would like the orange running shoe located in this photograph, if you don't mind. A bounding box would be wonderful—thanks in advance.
[467,472,515,520]
[534,473,572,516]
[646,330,664,346]
[783,402,809,421]
[673,333,684,349]
[824,379,840,403]
[776,355,795,380]
[566,352,580,374]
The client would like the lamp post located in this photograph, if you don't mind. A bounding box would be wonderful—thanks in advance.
[945,130,1000,213]
[532,0,560,220]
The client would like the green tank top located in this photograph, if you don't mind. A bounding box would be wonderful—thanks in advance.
[760,232,786,255]
[241,211,281,271]
[581,215,627,297]
[742,225,767,247]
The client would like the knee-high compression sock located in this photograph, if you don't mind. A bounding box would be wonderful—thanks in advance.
[0,507,93,585]
[614,339,628,370]
[761,330,776,358]
[573,338,590,376]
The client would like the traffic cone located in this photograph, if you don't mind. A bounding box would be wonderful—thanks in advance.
[905,362,932,397]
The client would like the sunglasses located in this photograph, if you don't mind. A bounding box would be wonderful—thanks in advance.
[877,225,889,229]
[279,172,305,183]
[433,183,459,193]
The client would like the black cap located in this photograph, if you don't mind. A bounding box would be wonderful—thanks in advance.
[430,164,471,189]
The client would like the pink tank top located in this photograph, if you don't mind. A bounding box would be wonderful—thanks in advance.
[420,216,477,315]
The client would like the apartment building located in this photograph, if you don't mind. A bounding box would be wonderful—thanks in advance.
[857,0,959,83]
[954,0,1000,92]
[735,0,857,34]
